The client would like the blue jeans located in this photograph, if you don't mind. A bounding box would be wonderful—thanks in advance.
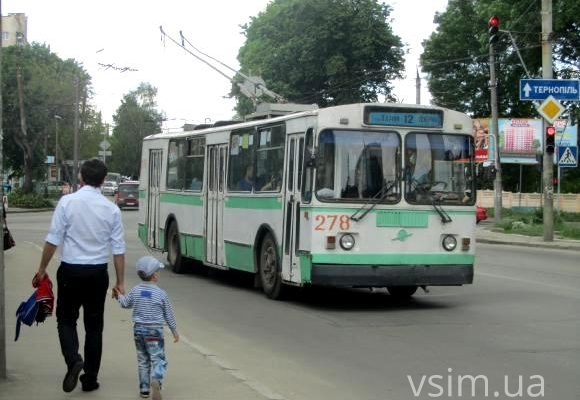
[133,325,167,392]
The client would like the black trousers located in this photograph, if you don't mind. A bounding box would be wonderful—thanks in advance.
[56,263,109,381]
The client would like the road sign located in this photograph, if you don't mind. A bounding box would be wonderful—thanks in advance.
[536,95,565,123]
[558,146,577,167]
[99,140,111,150]
[519,79,580,101]
[98,150,112,156]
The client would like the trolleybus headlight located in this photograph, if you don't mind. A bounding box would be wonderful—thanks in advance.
[339,233,355,250]
[442,235,457,251]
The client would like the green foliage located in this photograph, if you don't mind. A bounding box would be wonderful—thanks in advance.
[7,190,53,209]
[235,0,405,115]
[109,83,163,178]
[1,42,101,193]
[421,0,580,119]
[492,207,580,239]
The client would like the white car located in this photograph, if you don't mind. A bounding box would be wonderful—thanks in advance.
[102,181,117,196]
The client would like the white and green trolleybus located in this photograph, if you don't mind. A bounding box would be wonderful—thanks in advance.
[137,103,477,299]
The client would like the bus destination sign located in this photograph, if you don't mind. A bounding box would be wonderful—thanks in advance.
[364,106,443,128]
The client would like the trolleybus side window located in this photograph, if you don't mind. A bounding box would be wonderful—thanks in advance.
[228,128,256,192]
[185,137,205,191]
[167,139,187,190]
[255,125,285,192]
[301,128,314,203]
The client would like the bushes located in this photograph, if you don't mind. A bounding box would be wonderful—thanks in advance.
[493,207,580,239]
[7,191,53,209]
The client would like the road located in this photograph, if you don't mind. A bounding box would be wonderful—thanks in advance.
[7,210,580,399]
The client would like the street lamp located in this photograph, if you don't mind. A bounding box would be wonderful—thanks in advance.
[54,115,62,182]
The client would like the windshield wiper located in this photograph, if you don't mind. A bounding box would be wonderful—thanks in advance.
[432,194,452,223]
[350,181,397,222]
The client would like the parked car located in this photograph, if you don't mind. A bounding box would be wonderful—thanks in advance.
[101,181,117,196]
[115,181,139,209]
[476,205,488,224]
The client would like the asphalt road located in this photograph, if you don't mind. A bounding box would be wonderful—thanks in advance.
[7,210,580,400]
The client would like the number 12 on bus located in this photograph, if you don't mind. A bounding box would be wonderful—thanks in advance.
[137,103,477,300]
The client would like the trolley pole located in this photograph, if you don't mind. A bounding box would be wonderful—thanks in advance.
[541,0,554,241]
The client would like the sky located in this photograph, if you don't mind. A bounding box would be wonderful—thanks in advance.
[5,0,448,130]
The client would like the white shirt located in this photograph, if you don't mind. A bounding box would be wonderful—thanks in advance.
[46,185,126,265]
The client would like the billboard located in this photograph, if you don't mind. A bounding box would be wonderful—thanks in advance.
[473,118,577,165]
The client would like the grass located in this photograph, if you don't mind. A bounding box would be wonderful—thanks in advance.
[487,207,580,240]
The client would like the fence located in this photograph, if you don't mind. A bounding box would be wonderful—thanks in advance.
[477,190,580,213]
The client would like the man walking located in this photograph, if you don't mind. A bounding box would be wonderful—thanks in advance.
[33,158,126,393]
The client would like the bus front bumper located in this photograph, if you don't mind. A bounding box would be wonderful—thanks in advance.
[310,264,474,287]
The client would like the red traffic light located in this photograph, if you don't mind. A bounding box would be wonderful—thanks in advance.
[546,126,556,136]
[489,16,500,27]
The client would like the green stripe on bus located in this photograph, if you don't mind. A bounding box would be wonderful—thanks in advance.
[312,253,474,265]
[224,242,255,272]
[225,196,283,210]
[183,234,205,260]
[160,192,204,206]
[376,210,429,227]
[300,254,313,282]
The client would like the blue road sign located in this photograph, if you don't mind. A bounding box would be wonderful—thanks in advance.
[519,79,580,101]
[558,146,578,167]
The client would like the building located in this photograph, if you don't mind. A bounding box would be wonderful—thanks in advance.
[1,13,27,47]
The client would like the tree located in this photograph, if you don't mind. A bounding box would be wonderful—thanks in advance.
[420,0,580,192]
[234,0,405,116]
[109,83,163,178]
[1,42,101,193]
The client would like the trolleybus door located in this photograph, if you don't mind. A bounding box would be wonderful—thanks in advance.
[282,133,305,281]
[205,144,227,266]
[147,149,163,249]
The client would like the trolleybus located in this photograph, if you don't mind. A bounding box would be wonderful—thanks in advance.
[137,103,477,299]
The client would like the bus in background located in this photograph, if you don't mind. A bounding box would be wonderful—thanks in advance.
[105,172,122,186]
[137,103,477,300]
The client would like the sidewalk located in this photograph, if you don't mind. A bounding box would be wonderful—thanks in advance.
[476,221,580,251]
[0,243,270,400]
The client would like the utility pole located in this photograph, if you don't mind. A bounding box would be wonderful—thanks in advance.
[72,77,80,192]
[541,0,554,241]
[54,115,62,182]
[0,0,7,380]
[489,16,502,221]
[415,68,421,105]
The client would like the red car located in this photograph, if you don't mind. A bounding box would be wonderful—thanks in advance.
[476,205,488,224]
[115,181,139,209]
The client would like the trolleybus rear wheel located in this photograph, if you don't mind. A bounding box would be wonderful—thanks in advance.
[259,233,284,299]
[167,221,184,274]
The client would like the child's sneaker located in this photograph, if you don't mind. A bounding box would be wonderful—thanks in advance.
[140,391,150,398]
[151,380,162,400]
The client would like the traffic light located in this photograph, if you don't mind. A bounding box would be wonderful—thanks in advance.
[489,16,500,44]
[545,125,556,154]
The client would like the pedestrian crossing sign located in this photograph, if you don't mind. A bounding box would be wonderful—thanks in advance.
[558,146,577,167]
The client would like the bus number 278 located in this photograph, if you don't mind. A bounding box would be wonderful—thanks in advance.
[314,214,351,231]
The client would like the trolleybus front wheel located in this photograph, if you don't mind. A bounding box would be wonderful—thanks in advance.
[259,233,285,300]
[167,221,184,274]
[387,285,418,299]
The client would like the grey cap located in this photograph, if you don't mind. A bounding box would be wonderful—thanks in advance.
[136,255,164,277]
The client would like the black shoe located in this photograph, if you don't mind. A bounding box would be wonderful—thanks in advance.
[80,374,100,392]
[62,360,83,393]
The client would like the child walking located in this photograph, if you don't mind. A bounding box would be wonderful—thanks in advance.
[113,255,179,400]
